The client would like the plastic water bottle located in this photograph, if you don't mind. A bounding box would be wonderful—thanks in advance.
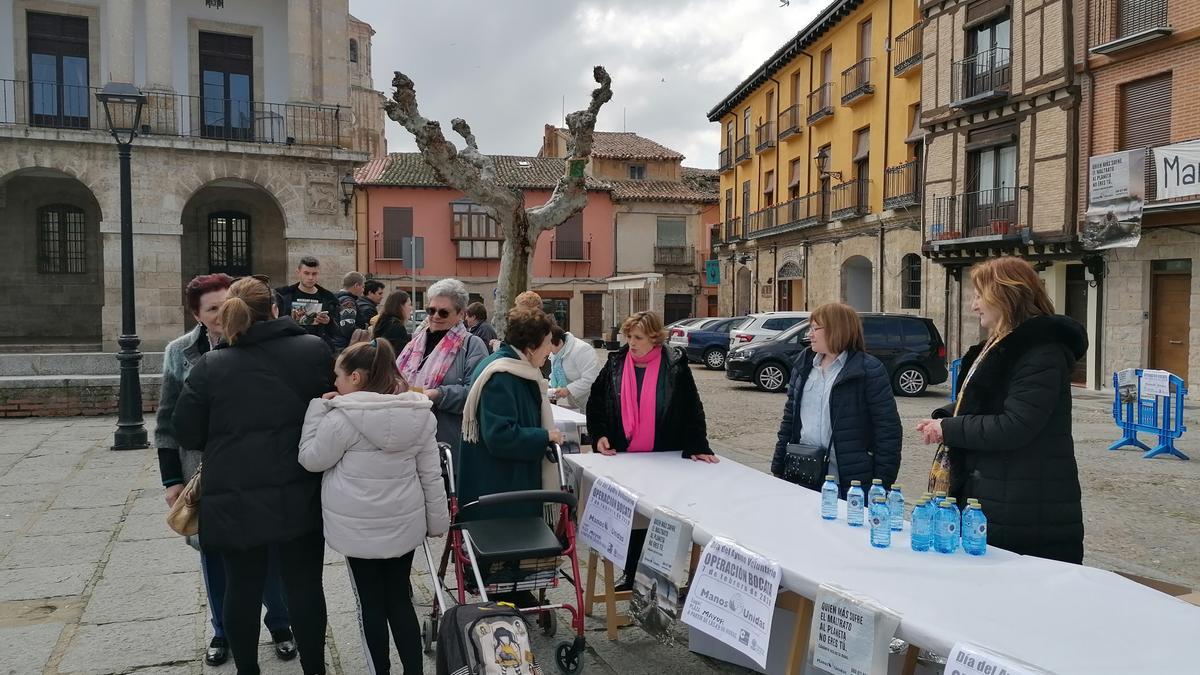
[847,480,865,527]
[910,498,932,552]
[886,485,904,531]
[868,478,886,506]
[962,504,988,556]
[869,497,891,548]
[821,475,839,520]
[934,499,960,553]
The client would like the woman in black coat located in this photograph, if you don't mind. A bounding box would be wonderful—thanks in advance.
[174,276,334,675]
[772,303,902,494]
[371,289,411,355]
[917,256,1087,564]
[586,311,717,587]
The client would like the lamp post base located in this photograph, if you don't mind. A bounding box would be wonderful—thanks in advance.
[112,333,148,451]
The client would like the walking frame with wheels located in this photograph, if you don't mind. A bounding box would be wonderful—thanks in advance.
[422,442,587,674]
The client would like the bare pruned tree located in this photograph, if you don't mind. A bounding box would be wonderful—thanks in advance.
[383,66,613,334]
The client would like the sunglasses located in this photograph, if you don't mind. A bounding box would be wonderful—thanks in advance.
[429,307,454,318]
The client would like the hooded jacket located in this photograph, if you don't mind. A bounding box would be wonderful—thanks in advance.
[549,332,602,410]
[934,314,1088,564]
[299,391,449,559]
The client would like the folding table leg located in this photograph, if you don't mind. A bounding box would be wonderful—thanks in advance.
[603,559,621,640]
[584,549,598,617]
[901,644,920,675]
[780,592,814,674]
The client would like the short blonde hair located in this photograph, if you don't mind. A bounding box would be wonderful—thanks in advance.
[515,290,543,310]
[620,311,667,345]
[971,257,1055,336]
[810,303,865,354]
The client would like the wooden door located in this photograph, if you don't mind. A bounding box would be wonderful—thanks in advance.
[583,292,603,339]
[1150,273,1191,382]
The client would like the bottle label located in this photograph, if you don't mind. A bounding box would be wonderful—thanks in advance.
[975,524,987,536]
[870,515,883,528]
[849,496,862,508]
[946,522,957,535]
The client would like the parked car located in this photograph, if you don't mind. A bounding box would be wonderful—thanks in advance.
[684,316,748,370]
[406,308,428,334]
[728,311,810,350]
[725,313,948,395]
[668,317,722,360]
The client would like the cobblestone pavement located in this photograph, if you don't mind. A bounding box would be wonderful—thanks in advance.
[1,369,1197,674]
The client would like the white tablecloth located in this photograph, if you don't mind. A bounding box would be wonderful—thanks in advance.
[551,404,587,426]
[564,453,1198,675]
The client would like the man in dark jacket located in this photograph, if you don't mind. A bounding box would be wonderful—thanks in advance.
[358,279,383,327]
[931,314,1087,564]
[332,271,365,352]
[772,348,902,495]
[275,256,339,350]
[464,302,499,352]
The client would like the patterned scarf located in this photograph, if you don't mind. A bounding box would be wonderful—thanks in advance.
[395,322,469,390]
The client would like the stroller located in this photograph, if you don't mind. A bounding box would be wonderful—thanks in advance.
[422,442,587,674]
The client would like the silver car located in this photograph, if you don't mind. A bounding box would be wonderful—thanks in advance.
[668,317,721,359]
[728,311,810,350]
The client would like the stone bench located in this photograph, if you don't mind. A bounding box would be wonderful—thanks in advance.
[0,353,164,418]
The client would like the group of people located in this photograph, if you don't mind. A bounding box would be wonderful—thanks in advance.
[156,253,1086,674]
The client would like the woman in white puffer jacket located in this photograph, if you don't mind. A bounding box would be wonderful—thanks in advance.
[299,339,447,675]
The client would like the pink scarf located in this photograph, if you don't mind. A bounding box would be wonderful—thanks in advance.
[395,322,469,389]
[621,347,662,452]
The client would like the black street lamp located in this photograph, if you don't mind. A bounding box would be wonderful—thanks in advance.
[96,82,148,451]
[340,172,356,216]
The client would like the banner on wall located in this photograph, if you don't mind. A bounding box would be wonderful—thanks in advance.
[1153,139,1200,200]
[1081,149,1144,251]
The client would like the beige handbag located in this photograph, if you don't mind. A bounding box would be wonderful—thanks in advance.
[166,463,202,537]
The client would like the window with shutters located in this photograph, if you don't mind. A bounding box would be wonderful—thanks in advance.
[788,158,803,200]
[763,170,775,207]
[553,212,584,260]
[451,201,501,259]
[1118,0,1169,39]
[207,211,251,276]
[1120,73,1172,201]
[37,205,86,274]
[901,254,922,309]
[381,207,413,260]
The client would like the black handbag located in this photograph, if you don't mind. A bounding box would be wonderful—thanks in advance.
[782,442,828,487]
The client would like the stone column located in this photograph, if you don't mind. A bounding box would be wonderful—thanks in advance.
[144,0,173,91]
[106,0,135,83]
[288,0,313,103]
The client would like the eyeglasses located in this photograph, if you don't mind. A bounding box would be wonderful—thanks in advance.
[429,308,453,319]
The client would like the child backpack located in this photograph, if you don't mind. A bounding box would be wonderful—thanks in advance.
[436,601,543,675]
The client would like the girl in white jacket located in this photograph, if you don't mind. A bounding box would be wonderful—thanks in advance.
[299,339,448,674]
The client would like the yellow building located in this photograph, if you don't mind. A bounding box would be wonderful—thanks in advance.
[709,0,925,316]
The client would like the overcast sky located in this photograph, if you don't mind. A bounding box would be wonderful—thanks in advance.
[350,0,826,170]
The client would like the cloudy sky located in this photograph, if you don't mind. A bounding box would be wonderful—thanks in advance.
[350,0,826,170]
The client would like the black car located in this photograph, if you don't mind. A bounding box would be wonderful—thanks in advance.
[724,313,948,395]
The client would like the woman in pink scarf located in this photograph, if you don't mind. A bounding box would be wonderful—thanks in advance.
[586,311,718,588]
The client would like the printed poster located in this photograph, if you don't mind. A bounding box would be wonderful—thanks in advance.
[630,509,693,642]
[578,476,637,570]
[682,537,781,668]
[1141,369,1171,398]
[1081,148,1145,251]
[808,585,901,675]
[945,643,1050,675]
[1116,368,1137,404]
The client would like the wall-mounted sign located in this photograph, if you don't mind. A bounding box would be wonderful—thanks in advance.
[1081,149,1144,250]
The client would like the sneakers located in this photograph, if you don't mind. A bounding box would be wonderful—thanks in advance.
[204,636,229,666]
[270,628,298,661]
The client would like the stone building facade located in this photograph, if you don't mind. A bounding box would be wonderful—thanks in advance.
[0,0,379,351]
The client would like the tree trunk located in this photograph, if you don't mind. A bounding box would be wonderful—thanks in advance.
[492,208,533,336]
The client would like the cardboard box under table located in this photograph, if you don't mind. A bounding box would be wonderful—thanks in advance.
[564,453,1199,675]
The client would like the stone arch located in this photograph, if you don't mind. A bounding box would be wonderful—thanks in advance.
[841,255,873,312]
[777,259,803,280]
[170,157,303,236]
[0,167,106,345]
[179,178,288,325]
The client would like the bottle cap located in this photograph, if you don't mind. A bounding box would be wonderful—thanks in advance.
[914,498,927,506]
[825,475,835,481]
[940,499,956,507]
[891,485,902,491]
[872,478,883,484]
[850,480,862,486]
[935,490,947,497]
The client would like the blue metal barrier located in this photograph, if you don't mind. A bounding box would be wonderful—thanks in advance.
[948,358,961,402]
[1109,369,1189,460]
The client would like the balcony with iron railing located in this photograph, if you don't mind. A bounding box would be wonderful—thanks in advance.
[778,104,802,140]
[927,187,1025,244]
[831,179,871,220]
[951,48,1012,107]
[807,83,834,124]
[735,135,751,163]
[894,22,924,76]
[550,239,591,262]
[718,147,733,172]
[1091,0,1172,55]
[724,217,743,242]
[884,160,922,209]
[0,79,345,148]
[745,192,824,239]
[654,245,696,267]
[755,120,776,152]
[841,58,875,105]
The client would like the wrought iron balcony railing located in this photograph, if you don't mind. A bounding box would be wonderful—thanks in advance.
[884,160,922,209]
[807,83,834,124]
[840,58,875,105]
[951,48,1012,107]
[831,179,871,219]
[779,104,802,139]
[894,22,924,76]
[755,120,776,152]
[928,187,1023,242]
[1092,0,1172,54]
[745,193,824,239]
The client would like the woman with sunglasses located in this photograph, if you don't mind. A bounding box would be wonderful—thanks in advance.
[395,278,488,450]
[173,276,334,674]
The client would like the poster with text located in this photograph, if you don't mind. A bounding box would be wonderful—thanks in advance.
[578,476,637,570]
[808,585,901,675]
[630,509,694,642]
[945,643,1050,675]
[1081,148,1145,251]
[1140,369,1171,398]
[682,537,781,668]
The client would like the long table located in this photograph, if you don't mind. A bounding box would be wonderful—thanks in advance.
[564,452,1198,674]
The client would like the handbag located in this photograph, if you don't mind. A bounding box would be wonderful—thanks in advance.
[166,463,201,537]
[782,442,828,487]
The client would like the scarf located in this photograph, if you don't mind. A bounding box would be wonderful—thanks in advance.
[549,344,569,389]
[461,349,555,445]
[621,346,662,453]
[395,322,469,390]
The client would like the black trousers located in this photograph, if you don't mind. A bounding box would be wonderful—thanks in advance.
[219,531,327,675]
[347,553,423,674]
[623,528,648,582]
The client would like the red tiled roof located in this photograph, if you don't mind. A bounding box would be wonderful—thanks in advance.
[356,153,608,190]
[607,180,717,203]
[557,129,685,161]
